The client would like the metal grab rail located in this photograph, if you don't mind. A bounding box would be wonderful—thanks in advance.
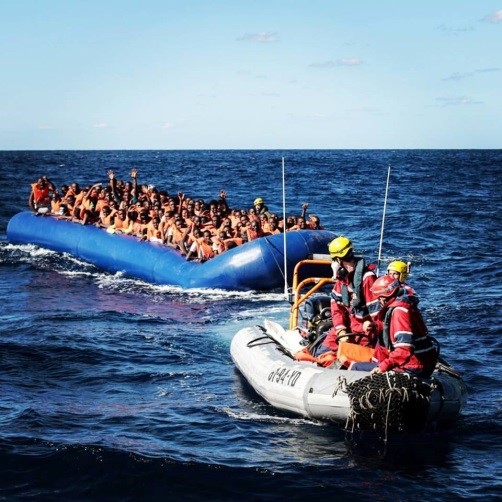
[288,258,334,330]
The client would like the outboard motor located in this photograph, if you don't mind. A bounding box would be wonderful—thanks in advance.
[299,295,333,342]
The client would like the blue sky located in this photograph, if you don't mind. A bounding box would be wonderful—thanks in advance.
[1,1,501,149]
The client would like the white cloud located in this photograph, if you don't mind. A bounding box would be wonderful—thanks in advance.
[436,96,483,106]
[236,32,279,43]
[484,9,502,22]
[337,58,363,66]
[442,68,499,81]
[309,58,362,68]
[346,106,384,116]
[436,24,475,34]
[93,123,108,129]
[160,122,173,129]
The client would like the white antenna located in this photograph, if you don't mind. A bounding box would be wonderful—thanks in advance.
[282,157,288,298]
[376,165,391,276]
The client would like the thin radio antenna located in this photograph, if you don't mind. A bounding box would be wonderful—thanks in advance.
[282,157,288,298]
[376,165,391,276]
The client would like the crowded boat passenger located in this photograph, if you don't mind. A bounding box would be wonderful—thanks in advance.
[28,170,325,261]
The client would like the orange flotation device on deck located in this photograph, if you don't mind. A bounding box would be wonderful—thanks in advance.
[336,343,375,368]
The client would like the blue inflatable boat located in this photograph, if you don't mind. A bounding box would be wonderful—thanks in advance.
[7,212,336,291]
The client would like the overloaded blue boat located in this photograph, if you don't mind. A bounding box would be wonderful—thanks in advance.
[7,211,336,291]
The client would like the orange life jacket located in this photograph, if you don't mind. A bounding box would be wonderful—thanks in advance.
[198,240,215,260]
[51,199,61,213]
[114,216,130,230]
[31,183,50,205]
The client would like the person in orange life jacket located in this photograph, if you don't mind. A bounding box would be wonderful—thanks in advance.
[167,215,188,250]
[66,182,85,210]
[54,194,75,219]
[185,228,203,259]
[186,230,215,262]
[313,236,378,356]
[247,220,264,241]
[79,183,102,225]
[248,207,259,222]
[29,176,56,213]
[50,191,62,214]
[198,230,216,261]
[212,230,228,254]
[132,211,150,239]
[96,205,115,229]
[112,208,132,233]
[257,213,271,233]
[265,216,281,235]
[350,275,438,377]
[206,215,222,235]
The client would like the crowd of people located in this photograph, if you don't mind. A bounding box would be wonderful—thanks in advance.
[295,236,439,378]
[28,171,324,261]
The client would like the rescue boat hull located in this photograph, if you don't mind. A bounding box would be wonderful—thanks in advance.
[7,212,336,291]
[230,324,467,429]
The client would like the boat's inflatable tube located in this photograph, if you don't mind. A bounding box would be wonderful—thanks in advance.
[7,212,336,291]
[231,325,467,429]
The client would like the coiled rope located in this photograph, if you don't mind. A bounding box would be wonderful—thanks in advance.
[345,372,432,439]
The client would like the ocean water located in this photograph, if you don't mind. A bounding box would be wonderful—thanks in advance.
[0,150,500,500]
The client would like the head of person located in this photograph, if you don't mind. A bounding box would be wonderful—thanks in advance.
[254,197,264,208]
[387,260,409,283]
[328,236,354,263]
[371,275,401,307]
[296,217,306,229]
[286,216,296,228]
[310,215,320,228]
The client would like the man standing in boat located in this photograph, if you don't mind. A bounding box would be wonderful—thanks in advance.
[29,176,56,214]
[316,236,379,354]
[351,275,438,377]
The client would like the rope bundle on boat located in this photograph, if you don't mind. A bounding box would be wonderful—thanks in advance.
[345,372,432,433]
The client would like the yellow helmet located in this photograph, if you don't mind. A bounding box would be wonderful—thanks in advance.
[387,260,409,282]
[328,236,353,258]
[254,197,264,205]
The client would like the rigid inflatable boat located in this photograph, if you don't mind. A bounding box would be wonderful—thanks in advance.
[7,212,336,291]
[231,259,467,432]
